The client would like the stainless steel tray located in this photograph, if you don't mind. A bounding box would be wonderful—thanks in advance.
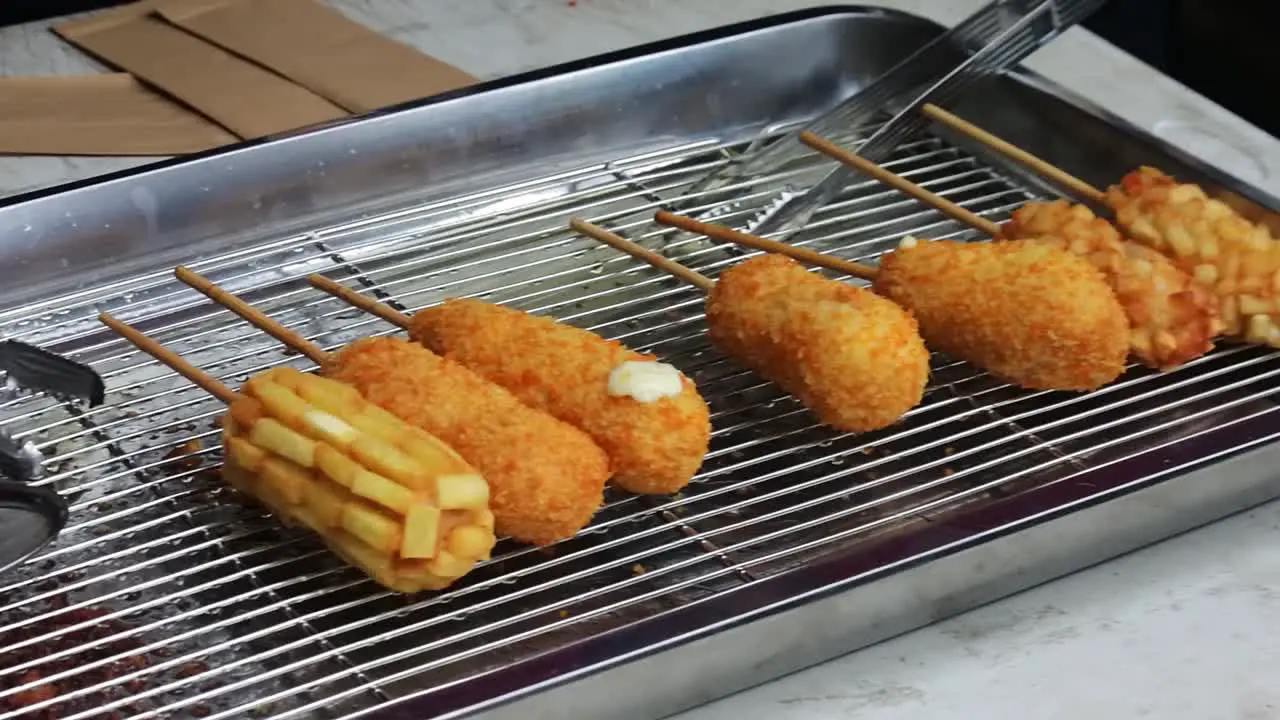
[1,6,1278,720]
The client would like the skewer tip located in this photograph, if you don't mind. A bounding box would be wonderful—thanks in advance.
[97,311,238,405]
[568,217,715,293]
[306,274,412,330]
[174,266,332,366]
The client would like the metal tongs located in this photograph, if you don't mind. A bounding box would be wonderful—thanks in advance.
[679,0,1108,239]
[0,340,105,576]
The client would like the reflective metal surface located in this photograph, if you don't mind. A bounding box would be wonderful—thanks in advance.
[0,6,1276,720]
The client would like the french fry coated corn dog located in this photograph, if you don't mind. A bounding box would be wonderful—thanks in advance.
[411,298,711,495]
[706,254,930,432]
[324,336,612,546]
[1107,166,1280,347]
[221,367,497,592]
[874,238,1129,391]
[998,198,1220,369]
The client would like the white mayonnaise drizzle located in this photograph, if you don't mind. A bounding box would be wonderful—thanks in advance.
[606,361,683,403]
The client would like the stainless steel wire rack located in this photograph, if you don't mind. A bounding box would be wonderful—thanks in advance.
[0,8,1277,720]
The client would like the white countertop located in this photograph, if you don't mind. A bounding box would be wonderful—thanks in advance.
[3,2,1280,718]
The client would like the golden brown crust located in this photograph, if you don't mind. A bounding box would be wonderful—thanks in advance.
[999,198,1220,369]
[410,299,711,495]
[1107,166,1280,347]
[325,336,610,546]
[706,254,930,433]
[873,239,1129,391]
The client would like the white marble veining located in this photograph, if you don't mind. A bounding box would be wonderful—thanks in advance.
[1,2,1279,719]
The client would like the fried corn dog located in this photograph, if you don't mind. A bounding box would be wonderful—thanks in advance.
[874,238,1129,391]
[324,336,611,546]
[706,254,931,432]
[998,198,1220,369]
[221,367,497,592]
[410,299,711,495]
[1107,166,1280,347]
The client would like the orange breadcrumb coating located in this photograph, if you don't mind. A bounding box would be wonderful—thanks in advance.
[1107,166,1280,347]
[410,299,711,495]
[705,254,930,433]
[874,239,1129,391]
[325,336,610,546]
[999,198,1220,370]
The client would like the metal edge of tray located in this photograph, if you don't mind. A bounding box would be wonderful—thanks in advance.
[0,4,935,313]
[943,67,1280,212]
[363,408,1280,720]
[0,5,880,207]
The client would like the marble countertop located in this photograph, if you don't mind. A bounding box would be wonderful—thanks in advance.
[3,2,1279,719]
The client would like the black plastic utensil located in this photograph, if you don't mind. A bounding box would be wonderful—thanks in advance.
[0,339,105,408]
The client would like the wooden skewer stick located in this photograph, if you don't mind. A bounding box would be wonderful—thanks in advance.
[307,275,412,329]
[98,313,238,405]
[919,103,1107,205]
[173,266,332,365]
[653,210,878,281]
[568,218,716,293]
[797,130,1003,237]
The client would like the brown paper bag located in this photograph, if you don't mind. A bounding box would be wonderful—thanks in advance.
[0,74,236,156]
[158,0,477,113]
[54,10,348,139]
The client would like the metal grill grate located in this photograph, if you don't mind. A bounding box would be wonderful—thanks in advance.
[1,118,1278,720]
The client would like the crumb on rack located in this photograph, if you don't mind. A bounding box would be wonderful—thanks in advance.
[163,438,203,470]
[631,563,647,575]
[176,661,208,679]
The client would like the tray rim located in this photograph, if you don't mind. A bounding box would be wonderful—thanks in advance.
[0,4,909,213]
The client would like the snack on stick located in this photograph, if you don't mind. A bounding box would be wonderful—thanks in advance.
[410,298,711,495]
[324,336,611,546]
[171,266,612,547]
[222,366,497,592]
[705,254,931,433]
[998,198,1220,369]
[98,311,499,594]
[1106,166,1280,347]
[874,238,1130,391]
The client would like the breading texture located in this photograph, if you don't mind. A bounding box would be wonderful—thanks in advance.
[999,198,1220,369]
[874,239,1129,391]
[411,298,711,495]
[705,254,930,433]
[324,336,610,546]
[1107,166,1280,347]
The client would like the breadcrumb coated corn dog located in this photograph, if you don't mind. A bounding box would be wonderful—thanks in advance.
[706,254,930,432]
[221,367,497,592]
[874,238,1129,391]
[1107,166,1280,347]
[998,198,1220,369]
[324,336,611,546]
[411,298,711,495]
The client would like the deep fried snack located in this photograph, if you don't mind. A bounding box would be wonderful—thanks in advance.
[999,198,1220,369]
[324,336,611,546]
[221,367,497,592]
[874,238,1129,391]
[705,254,930,432]
[1107,166,1280,347]
[411,299,711,495]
